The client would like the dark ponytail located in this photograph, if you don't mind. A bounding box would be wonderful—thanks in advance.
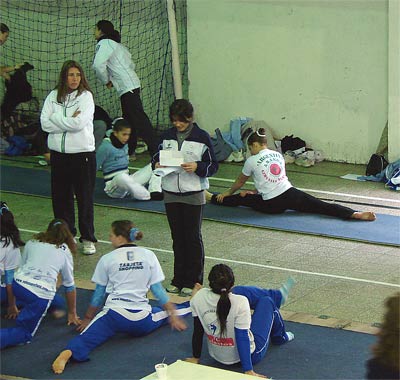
[208,264,235,337]
[247,127,268,146]
[0,202,24,248]
[96,20,121,43]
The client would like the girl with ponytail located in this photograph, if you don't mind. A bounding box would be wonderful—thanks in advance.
[0,201,23,319]
[52,220,191,374]
[188,264,295,378]
[207,128,376,221]
[0,218,80,349]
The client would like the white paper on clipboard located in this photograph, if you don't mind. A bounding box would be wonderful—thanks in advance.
[160,150,184,167]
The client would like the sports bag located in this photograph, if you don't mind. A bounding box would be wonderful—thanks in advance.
[280,135,306,154]
[210,128,233,162]
[365,154,388,176]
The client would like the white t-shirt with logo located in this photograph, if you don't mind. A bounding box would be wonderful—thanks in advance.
[92,245,165,311]
[0,239,21,285]
[190,288,255,365]
[15,240,75,299]
[242,148,292,200]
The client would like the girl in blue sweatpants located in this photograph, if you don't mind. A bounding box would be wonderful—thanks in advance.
[52,220,191,374]
[189,264,295,378]
[0,219,80,349]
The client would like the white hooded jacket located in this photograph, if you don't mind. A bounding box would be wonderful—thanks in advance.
[40,89,95,154]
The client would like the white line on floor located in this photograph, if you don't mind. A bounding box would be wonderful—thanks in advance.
[20,228,400,289]
[129,166,400,204]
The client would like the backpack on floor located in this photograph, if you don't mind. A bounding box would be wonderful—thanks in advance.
[210,128,233,162]
[366,154,388,176]
[280,135,306,154]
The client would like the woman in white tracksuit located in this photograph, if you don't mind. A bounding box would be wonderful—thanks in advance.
[41,60,97,255]
[52,220,191,374]
[92,20,157,158]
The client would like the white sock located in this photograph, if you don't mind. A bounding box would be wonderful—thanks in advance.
[279,277,296,306]
[286,331,295,341]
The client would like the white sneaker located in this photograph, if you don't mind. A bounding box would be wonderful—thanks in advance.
[231,150,244,162]
[286,331,295,342]
[82,240,96,255]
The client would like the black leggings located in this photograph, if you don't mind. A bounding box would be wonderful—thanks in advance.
[211,187,355,219]
[120,88,157,157]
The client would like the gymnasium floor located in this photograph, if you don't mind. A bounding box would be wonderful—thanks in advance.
[1,154,399,334]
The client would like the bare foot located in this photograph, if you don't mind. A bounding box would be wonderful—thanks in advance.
[52,350,72,374]
[205,190,213,203]
[191,283,203,298]
[351,211,376,221]
[51,309,66,319]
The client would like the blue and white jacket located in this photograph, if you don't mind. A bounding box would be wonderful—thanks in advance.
[96,133,129,182]
[93,38,140,97]
[152,124,218,194]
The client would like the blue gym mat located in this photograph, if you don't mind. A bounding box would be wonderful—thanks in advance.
[1,165,399,246]
[0,288,375,380]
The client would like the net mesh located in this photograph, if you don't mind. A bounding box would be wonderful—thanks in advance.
[0,0,188,132]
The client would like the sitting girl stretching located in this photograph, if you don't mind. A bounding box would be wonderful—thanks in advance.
[207,128,376,221]
[187,264,295,378]
[52,219,191,374]
[0,201,23,319]
[96,118,162,201]
[0,219,80,349]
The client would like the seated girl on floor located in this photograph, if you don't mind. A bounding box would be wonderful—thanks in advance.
[0,218,80,349]
[0,201,23,319]
[96,118,162,201]
[206,128,376,221]
[52,219,191,374]
[187,264,295,378]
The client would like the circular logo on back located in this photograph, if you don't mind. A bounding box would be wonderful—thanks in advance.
[269,163,281,176]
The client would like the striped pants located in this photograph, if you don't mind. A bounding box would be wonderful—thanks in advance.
[66,302,191,361]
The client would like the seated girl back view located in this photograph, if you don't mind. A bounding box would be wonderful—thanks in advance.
[188,264,295,378]
[207,128,376,221]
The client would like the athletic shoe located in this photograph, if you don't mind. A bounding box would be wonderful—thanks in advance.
[82,240,96,255]
[166,285,180,294]
[180,287,193,297]
[51,309,66,319]
[135,141,148,154]
[314,150,324,163]
[225,150,244,163]
[284,150,296,164]
[295,152,315,167]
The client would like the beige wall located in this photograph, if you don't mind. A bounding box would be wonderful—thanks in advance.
[187,0,389,163]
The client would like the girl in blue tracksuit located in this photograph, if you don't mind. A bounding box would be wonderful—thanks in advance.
[92,20,157,158]
[188,264,295,378]
[152,99,218,297]
[0,219,80,349]
[52,219,191,374]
